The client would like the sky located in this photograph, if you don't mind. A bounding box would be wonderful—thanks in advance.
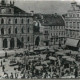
[1,0,80,14]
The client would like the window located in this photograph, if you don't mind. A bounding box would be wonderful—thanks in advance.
[77,14,79,17]
[27,19,29,23]
[51,33,52,36]
[1,18,4,24]
[45,31,48,34]
[73,14,75,17]
[9,9,11,13]
[21,28,24,33]
[54,26,55,30]
[8,19,11,24]
[15,28,17,34]
[45,36,48,39]
[8,28,11,34]
[70,22,72,28]
[1,28,4,35]
[15,19,17,24]
[69,14,72,17]
[60,26,61,29]
[27,37,29,41]
[59,32,60,35]
[51,26,52,30]
[77,22,79,28]
[21,19,23,24]
[56,26,57,30]
[28,28,29,33]
[21,37,24,42]
[66,22,68,27]
[73,22,76,28]
[67,14,69,17]
[62,32,63,35]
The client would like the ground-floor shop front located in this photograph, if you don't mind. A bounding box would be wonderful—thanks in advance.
[0,37,25,49]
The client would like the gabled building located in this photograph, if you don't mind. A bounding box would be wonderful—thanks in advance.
[42,13,65,46]
[0,0,34,49]
[65,2,80,51]
[33,13,65,47]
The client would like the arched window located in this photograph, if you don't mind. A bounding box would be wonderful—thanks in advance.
[21,37,24,48]
[9,9,11,13]
[27,28,29,33]
[1,28,4,35]
[21,37,24,42]
[1,18,4,24]
[15,28,17,34]
[8,19,11,24]
[3,39,7,48]
[8,28,11,34]
[15,19,17,24]
[21,19,23,24]
[27,19,29,23]
[10,38,14,49]
[27,37,29,41]
[21,28,24,33]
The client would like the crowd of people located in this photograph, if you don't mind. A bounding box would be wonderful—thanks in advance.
[0,47,80,79]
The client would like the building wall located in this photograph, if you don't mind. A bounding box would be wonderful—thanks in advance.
[43,25,65,46]
[43,26,50,46]
[0,16,34,49]
[65,2,80,40]
[0,1,34,49]
[49,26,65,45]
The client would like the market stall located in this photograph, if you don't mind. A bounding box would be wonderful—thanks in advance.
[0,50,5,58]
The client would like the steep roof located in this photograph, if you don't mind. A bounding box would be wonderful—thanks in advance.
[34,13,65,26]
[14,6,27,14]
[42,14,65,26]
[13,6,32,16]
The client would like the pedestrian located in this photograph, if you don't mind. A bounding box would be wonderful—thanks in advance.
[5,52,7,58]
[2,65,5,72]
[10,73,14,79]
[5,73,9,79]
[1,60,2,66]
[15,72,18,79]
[75,67,78,78]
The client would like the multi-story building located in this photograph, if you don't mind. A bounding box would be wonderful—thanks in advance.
[65,2,80,51]
[33,13,65,47]
[0,0,34,49]
[65,2,80,39]
[42,14,65,46]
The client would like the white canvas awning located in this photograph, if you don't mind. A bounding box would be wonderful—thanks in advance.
[49,56,57,60]
[65,38,79,47]
[6,50,15,55]
[35,66,43,70]
[0,50,5,57]
[56,51,65,56]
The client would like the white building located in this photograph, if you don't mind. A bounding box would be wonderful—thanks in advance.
[65,2,80,51]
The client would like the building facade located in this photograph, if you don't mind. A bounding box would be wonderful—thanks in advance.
[65,2,80,50]
[65,2,80,39]
[42,14,65,46]
[0,0,34,49]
